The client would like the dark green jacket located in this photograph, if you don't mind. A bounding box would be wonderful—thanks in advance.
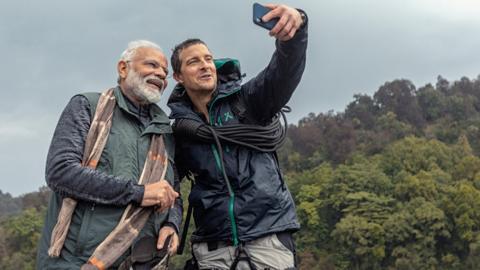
[36,87,179,269]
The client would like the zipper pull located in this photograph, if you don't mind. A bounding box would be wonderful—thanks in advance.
[91,203,96,211]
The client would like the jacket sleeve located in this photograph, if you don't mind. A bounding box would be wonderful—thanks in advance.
[45,95,145,206]
[240,12,308,123]
[165,164,183,233]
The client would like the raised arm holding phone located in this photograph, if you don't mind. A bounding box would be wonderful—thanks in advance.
[168,3,308,269]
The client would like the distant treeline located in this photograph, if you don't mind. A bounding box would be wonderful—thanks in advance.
[282,75,480,170]
[1,75,480,269]
[0,187,50,269]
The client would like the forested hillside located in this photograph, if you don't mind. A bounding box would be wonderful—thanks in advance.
[1,75,480,269]
[0,187,50,269]
[280,75,480,269]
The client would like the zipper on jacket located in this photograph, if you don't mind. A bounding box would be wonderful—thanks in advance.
[208,89,241,246]
[210,145,239,246]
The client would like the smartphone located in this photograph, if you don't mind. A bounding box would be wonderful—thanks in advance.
[253,3,278,30]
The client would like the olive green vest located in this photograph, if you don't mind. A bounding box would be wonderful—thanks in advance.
[37,87,175,269]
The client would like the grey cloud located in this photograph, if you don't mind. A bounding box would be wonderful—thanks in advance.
[1,0,479,194]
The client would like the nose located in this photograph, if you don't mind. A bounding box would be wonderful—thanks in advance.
[202,58,215,69]
[154,67,167,80]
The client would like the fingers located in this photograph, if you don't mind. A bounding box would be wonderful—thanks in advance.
[156,181,178,212]
[168,233,179,256]
[262,3,278,10]
[261,4,303,41]
[276,18,293,40]
[141,180,179,209]
[157,227,171,249]
[157,227,179,256]
[278,22,298,41]
[269,12,290,37]
[160,180,175,204]
[261,4,280,23]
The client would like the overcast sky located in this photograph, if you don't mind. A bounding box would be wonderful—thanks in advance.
[1,0,480,195]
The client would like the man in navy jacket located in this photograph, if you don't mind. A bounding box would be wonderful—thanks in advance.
[168,4,308,269]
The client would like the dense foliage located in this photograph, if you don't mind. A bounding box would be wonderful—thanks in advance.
[281,75,480,269]
[0,187,50,270]
[1,75,480,269]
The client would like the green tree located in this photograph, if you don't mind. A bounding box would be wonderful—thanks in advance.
[373,79,425,128]
[380,136,457,177]
[417,84,446,121]
[0,207,46,270]
[345,94,378,129]
[332,215,385,270]
[384,198,450,270]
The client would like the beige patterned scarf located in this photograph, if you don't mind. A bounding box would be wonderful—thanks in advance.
[47,88,168,270]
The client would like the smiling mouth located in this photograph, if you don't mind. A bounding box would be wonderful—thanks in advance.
[199,74,212,80]
[146,79,164,89]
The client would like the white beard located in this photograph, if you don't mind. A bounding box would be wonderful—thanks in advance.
[124,69,163,104]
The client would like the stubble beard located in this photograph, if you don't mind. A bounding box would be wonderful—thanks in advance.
[197,79,217,94]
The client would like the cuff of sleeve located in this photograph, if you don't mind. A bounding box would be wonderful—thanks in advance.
[163,221,179,234]
[297,9,308,28]
[132,184,145,205]
[277,9,308,49]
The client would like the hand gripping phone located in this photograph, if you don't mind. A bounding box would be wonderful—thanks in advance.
[253,3,278,30]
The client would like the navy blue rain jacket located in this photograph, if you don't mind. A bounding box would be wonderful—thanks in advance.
[168,22,308,243]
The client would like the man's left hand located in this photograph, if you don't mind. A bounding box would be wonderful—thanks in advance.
[262,4,303,41]
[157,226,179,256]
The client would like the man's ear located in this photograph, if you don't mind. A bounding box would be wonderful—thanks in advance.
[173,72,183,84]
[117,60,128,81]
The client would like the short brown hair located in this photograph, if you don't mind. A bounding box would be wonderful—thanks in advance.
[171,38,207,74]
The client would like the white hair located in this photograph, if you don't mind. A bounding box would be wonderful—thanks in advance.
[120,40,163,62]
[117,40,163,84]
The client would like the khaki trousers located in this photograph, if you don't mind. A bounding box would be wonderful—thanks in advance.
[192,233,295,270]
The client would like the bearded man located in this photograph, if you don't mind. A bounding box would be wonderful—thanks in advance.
[36,40,181,270]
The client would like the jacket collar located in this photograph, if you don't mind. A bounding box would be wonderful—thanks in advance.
[113,86,171,134]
